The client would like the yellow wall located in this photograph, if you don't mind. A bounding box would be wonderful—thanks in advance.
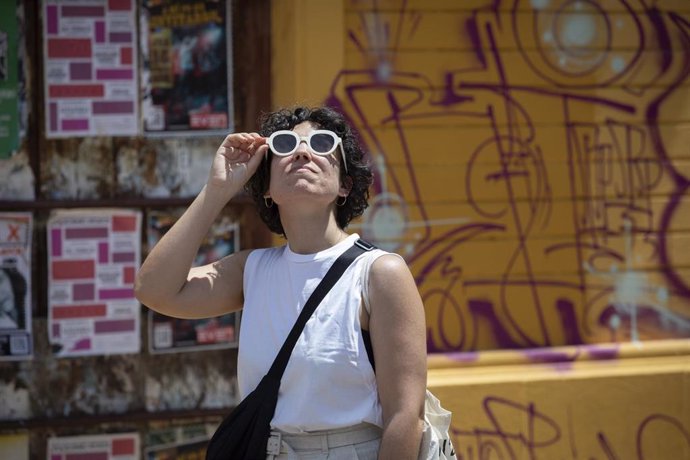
[429,340,690,459]
[271,0,345,108]
[272,0,690,457]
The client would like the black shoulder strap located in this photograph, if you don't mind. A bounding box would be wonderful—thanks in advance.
[266,239,375,380]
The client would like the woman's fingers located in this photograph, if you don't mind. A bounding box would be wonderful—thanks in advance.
[217,134,267,170]
[221,133,266,153]
[251,144,269,163]
[220,133,266,159]
[236,143,267,176]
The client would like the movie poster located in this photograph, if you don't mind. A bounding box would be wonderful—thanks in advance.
[0,0,19,156]
[140,0,233,135]
[48,433,139,460]
[0,213,32,360]
[146,208,239,353]
[42,0,139,138]
[47,209,141,357]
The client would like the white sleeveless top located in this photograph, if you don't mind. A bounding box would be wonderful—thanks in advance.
[238,234,387,433]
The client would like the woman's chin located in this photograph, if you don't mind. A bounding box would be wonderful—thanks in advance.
[273,188,337,206]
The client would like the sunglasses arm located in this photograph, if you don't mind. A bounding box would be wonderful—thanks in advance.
[339,143,348,174]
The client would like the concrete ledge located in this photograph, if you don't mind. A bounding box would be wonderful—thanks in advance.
[427,340,690,460]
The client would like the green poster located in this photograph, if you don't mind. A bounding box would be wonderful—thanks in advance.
[0,1,18,158]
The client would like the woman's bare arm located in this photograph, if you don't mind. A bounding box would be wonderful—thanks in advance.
[134,133,267,319]
[368,255,427,459]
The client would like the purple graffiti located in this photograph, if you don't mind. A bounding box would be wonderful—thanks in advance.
[450,396,687,460]
[453,396,561,459]
[329,0,690,352]
[637,414,690,459]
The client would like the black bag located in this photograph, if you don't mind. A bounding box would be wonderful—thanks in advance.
[204,374,279,459]
[205,239,374,460]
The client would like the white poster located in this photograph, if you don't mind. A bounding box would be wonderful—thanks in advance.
[48,432,140,460]
[48,209,141,357]
[43,0,139,138]
[0,212,32,360]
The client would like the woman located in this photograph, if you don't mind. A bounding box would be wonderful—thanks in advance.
[135,106,427,459]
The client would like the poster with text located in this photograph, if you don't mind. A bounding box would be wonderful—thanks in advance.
[43,0,139,138]
[147,208,239,353]
[0,1,19,157]
[0,212,32,360]
[140,0,233,135]
[48,432,139,460]
[48,209,141,357]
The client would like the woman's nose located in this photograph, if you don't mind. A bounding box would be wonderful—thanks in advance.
[293,140,312,161]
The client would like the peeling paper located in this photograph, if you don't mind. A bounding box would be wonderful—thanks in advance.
[42,138,114,199]
[144,352,238,412]
[115,137,216,197]
[0,151,34,200]
[0,379,31,420]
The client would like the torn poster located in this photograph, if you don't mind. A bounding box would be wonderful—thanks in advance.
[0,1,20,157]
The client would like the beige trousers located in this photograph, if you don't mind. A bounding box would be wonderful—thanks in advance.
[265,423,382,460]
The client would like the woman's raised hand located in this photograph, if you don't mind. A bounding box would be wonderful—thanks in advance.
[208,132,268,197]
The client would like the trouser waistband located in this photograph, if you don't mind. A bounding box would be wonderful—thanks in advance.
[267,423,382,455]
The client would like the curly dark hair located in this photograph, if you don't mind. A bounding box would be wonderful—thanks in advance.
[245,106,373,236]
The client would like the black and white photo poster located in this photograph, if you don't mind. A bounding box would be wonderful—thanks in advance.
[0,212,32,360]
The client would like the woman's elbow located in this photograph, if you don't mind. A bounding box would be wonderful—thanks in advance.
[133,272,158,309]
[133,281,150,308]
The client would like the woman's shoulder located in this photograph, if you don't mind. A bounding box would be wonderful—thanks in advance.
[360,243,411,288]
[359,246,409,312]
[359,244,405,268]
[367,251,408,277]
[244,244,287,270]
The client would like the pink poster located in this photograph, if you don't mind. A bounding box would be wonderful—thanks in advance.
[43,0,139,137]
[48,433,139,460]
[48,209,141,357]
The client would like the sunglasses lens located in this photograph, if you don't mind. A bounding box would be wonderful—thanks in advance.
[272,133,297,153]
[310,133,336,154]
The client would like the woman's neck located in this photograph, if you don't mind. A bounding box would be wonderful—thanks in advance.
[280,206,350,254]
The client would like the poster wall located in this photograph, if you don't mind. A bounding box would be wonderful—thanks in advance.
[48,433,139,460]
[42,0,139,138]
[140,0,233,135]
[0,212,32,360]
[147,209,239,353]
[48,209,141,357]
